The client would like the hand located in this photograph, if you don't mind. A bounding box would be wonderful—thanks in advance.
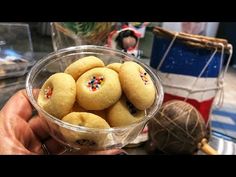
[0,89,64,154]
[0,89,126,155]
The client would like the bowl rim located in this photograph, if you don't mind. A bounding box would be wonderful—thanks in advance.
[26,45,164,133]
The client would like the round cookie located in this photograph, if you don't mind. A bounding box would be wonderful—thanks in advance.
[60,112,110,147]
[119,61,156,110]
[107,95,145,127]
[76,67,122,110]
[106,63,122,73]
[37,73,76,119]
[64,56,105,81]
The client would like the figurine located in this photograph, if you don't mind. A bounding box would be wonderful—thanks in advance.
[107,24,142,58]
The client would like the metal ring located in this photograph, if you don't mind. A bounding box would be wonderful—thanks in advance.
[41,143,50,155]
[57,146,77,155]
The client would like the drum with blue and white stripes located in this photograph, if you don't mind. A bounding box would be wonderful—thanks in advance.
[150,26,232,123]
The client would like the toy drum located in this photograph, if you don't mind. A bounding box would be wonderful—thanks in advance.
[150,26,232,124]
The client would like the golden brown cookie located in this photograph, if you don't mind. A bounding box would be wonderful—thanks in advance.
[76,67,122,110]
[107,95,145,127]
[119,61,156,110]
[64,56,105,81]
[60,112,110,147]
[106,63,122,73]
[37,73,76,119]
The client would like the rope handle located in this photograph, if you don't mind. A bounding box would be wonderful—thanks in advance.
[156,31,233,109]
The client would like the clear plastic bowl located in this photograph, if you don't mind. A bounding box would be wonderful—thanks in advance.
[26,45,164,151]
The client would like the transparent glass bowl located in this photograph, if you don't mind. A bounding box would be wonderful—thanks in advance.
[26,45,164,151]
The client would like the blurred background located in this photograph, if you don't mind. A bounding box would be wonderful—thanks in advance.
[0,22,236,153]
[27,22,236,67]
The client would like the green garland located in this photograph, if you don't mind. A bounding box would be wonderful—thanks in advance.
[61,22,114,45]
[63,22,96,36]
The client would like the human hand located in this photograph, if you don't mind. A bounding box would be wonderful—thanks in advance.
[0,89,126,155]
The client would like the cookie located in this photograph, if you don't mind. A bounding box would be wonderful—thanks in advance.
[119,61,156,110]
[107,95,145,127]
[106,63,122,73]
[64,56,105,81]
[76,67,122,110]
[37,73,76,119]
[60,112,110,147]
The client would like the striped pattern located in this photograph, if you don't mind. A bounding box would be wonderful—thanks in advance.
[158,72,219,101]
[212,109,236,138]
[150,35,225,123]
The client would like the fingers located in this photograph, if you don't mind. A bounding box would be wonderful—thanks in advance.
[0,117,43,155]
[29,116,66,155]
[81,149,128,155]
[43,138,67,155]
[30,139,66,155]
[28,115,50,141]
[1,89,33,122]
[28,116,128,155]
[23,128,43,154]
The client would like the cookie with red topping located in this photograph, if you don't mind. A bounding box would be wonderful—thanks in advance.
[37,73,76,119]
